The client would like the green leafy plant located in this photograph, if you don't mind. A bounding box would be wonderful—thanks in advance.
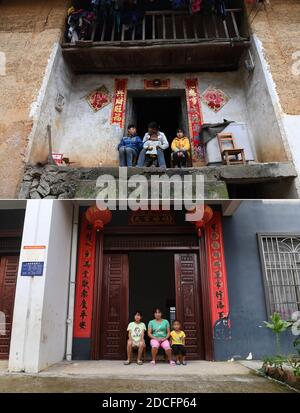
[287,356,300,377]
[262,355,286,371]
[263,312,292,355]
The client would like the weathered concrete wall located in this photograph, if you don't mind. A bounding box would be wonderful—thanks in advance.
[242,36,289,163]
[0,0,69,198]
[28,45,74,167]
[35,72,256,167]
[247,0,300,115]
[247,0,300,194]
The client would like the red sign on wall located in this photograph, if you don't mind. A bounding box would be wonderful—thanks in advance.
[205,211,231,339]
[185,78,205,166]
[111,78,128,129]
[73,214,97,338]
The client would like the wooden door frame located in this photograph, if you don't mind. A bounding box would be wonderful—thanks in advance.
[91,227,214,361]
[90,232,104,360]
[174,253,205,359]
[0,230,22,255]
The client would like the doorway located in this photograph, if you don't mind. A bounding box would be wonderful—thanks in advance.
[127,93,189,167]
[129,252,175,355]
[97,250,205,360]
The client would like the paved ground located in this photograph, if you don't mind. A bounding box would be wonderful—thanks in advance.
[0,360,297,393]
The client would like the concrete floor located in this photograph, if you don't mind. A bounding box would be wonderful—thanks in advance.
[0,360,297,393]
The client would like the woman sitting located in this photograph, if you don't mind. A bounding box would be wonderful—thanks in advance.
[148,308,175,365]
[118,124,143,167]
[171,128,191,168]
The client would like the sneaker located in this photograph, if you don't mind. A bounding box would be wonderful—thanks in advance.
[137,360,143,365]
[124,360,131,365]
[182,361,187,366]
[150,360,156,365]
[169,360,176,366]
[175,361,181,366]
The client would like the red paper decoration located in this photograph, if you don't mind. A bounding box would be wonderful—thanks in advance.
[205,211,230,338]
[86,85,110,112]
[185,79,205,165]
[73,214,97,338]
[202,87,229,112]
[111,79,128,128]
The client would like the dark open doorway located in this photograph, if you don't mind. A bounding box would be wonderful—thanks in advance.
[129,252,175,355]
[129,251,175,324]
[128,95,187,167]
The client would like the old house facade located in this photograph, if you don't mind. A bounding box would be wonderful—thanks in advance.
[0,0,300,199]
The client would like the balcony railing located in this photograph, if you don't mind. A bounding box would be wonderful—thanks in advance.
[62,7,250,73]
[63,8,248,47]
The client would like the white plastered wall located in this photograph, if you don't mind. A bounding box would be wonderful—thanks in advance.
[9,200,73,373]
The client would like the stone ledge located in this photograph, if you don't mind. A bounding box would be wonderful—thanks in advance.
[19,162,297,200]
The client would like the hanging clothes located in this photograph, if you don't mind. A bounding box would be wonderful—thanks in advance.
[67,6,96,43]
[189,0,227,20]
[171,0,188,10]
[199,120,234,146]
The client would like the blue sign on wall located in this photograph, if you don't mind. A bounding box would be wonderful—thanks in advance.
[21,262,44,277]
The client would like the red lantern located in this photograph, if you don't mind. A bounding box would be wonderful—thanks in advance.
[85,206,112,231]
[194,205,214,237]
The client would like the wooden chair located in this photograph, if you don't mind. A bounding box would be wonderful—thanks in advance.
[217,133,246,166]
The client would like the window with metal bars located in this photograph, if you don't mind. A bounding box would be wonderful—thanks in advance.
[258,234,300,320]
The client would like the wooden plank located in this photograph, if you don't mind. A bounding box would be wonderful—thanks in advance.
[142,16,146,40]
[152,14,155,40]
[111,19,116,42]
[231,11,240,38]
[101,20,106,42]
[192,16,198,40]
[131,25,136,41]
[213,15,219,38]
[183,17,187,40]
[121,24,125,42]
[172,13,176,39]
[202,17,208,39]
[223,19,230,39]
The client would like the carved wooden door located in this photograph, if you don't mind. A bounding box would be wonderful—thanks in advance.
[174,253,204,359]
[100,254,129,360]
[0,256,19,359]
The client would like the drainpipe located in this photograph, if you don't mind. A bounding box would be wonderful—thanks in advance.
[65,202,79,361]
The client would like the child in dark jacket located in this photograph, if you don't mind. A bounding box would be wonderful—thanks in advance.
[118,124,143,166]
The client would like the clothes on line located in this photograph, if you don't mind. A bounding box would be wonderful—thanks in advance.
[66,0,229,42]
